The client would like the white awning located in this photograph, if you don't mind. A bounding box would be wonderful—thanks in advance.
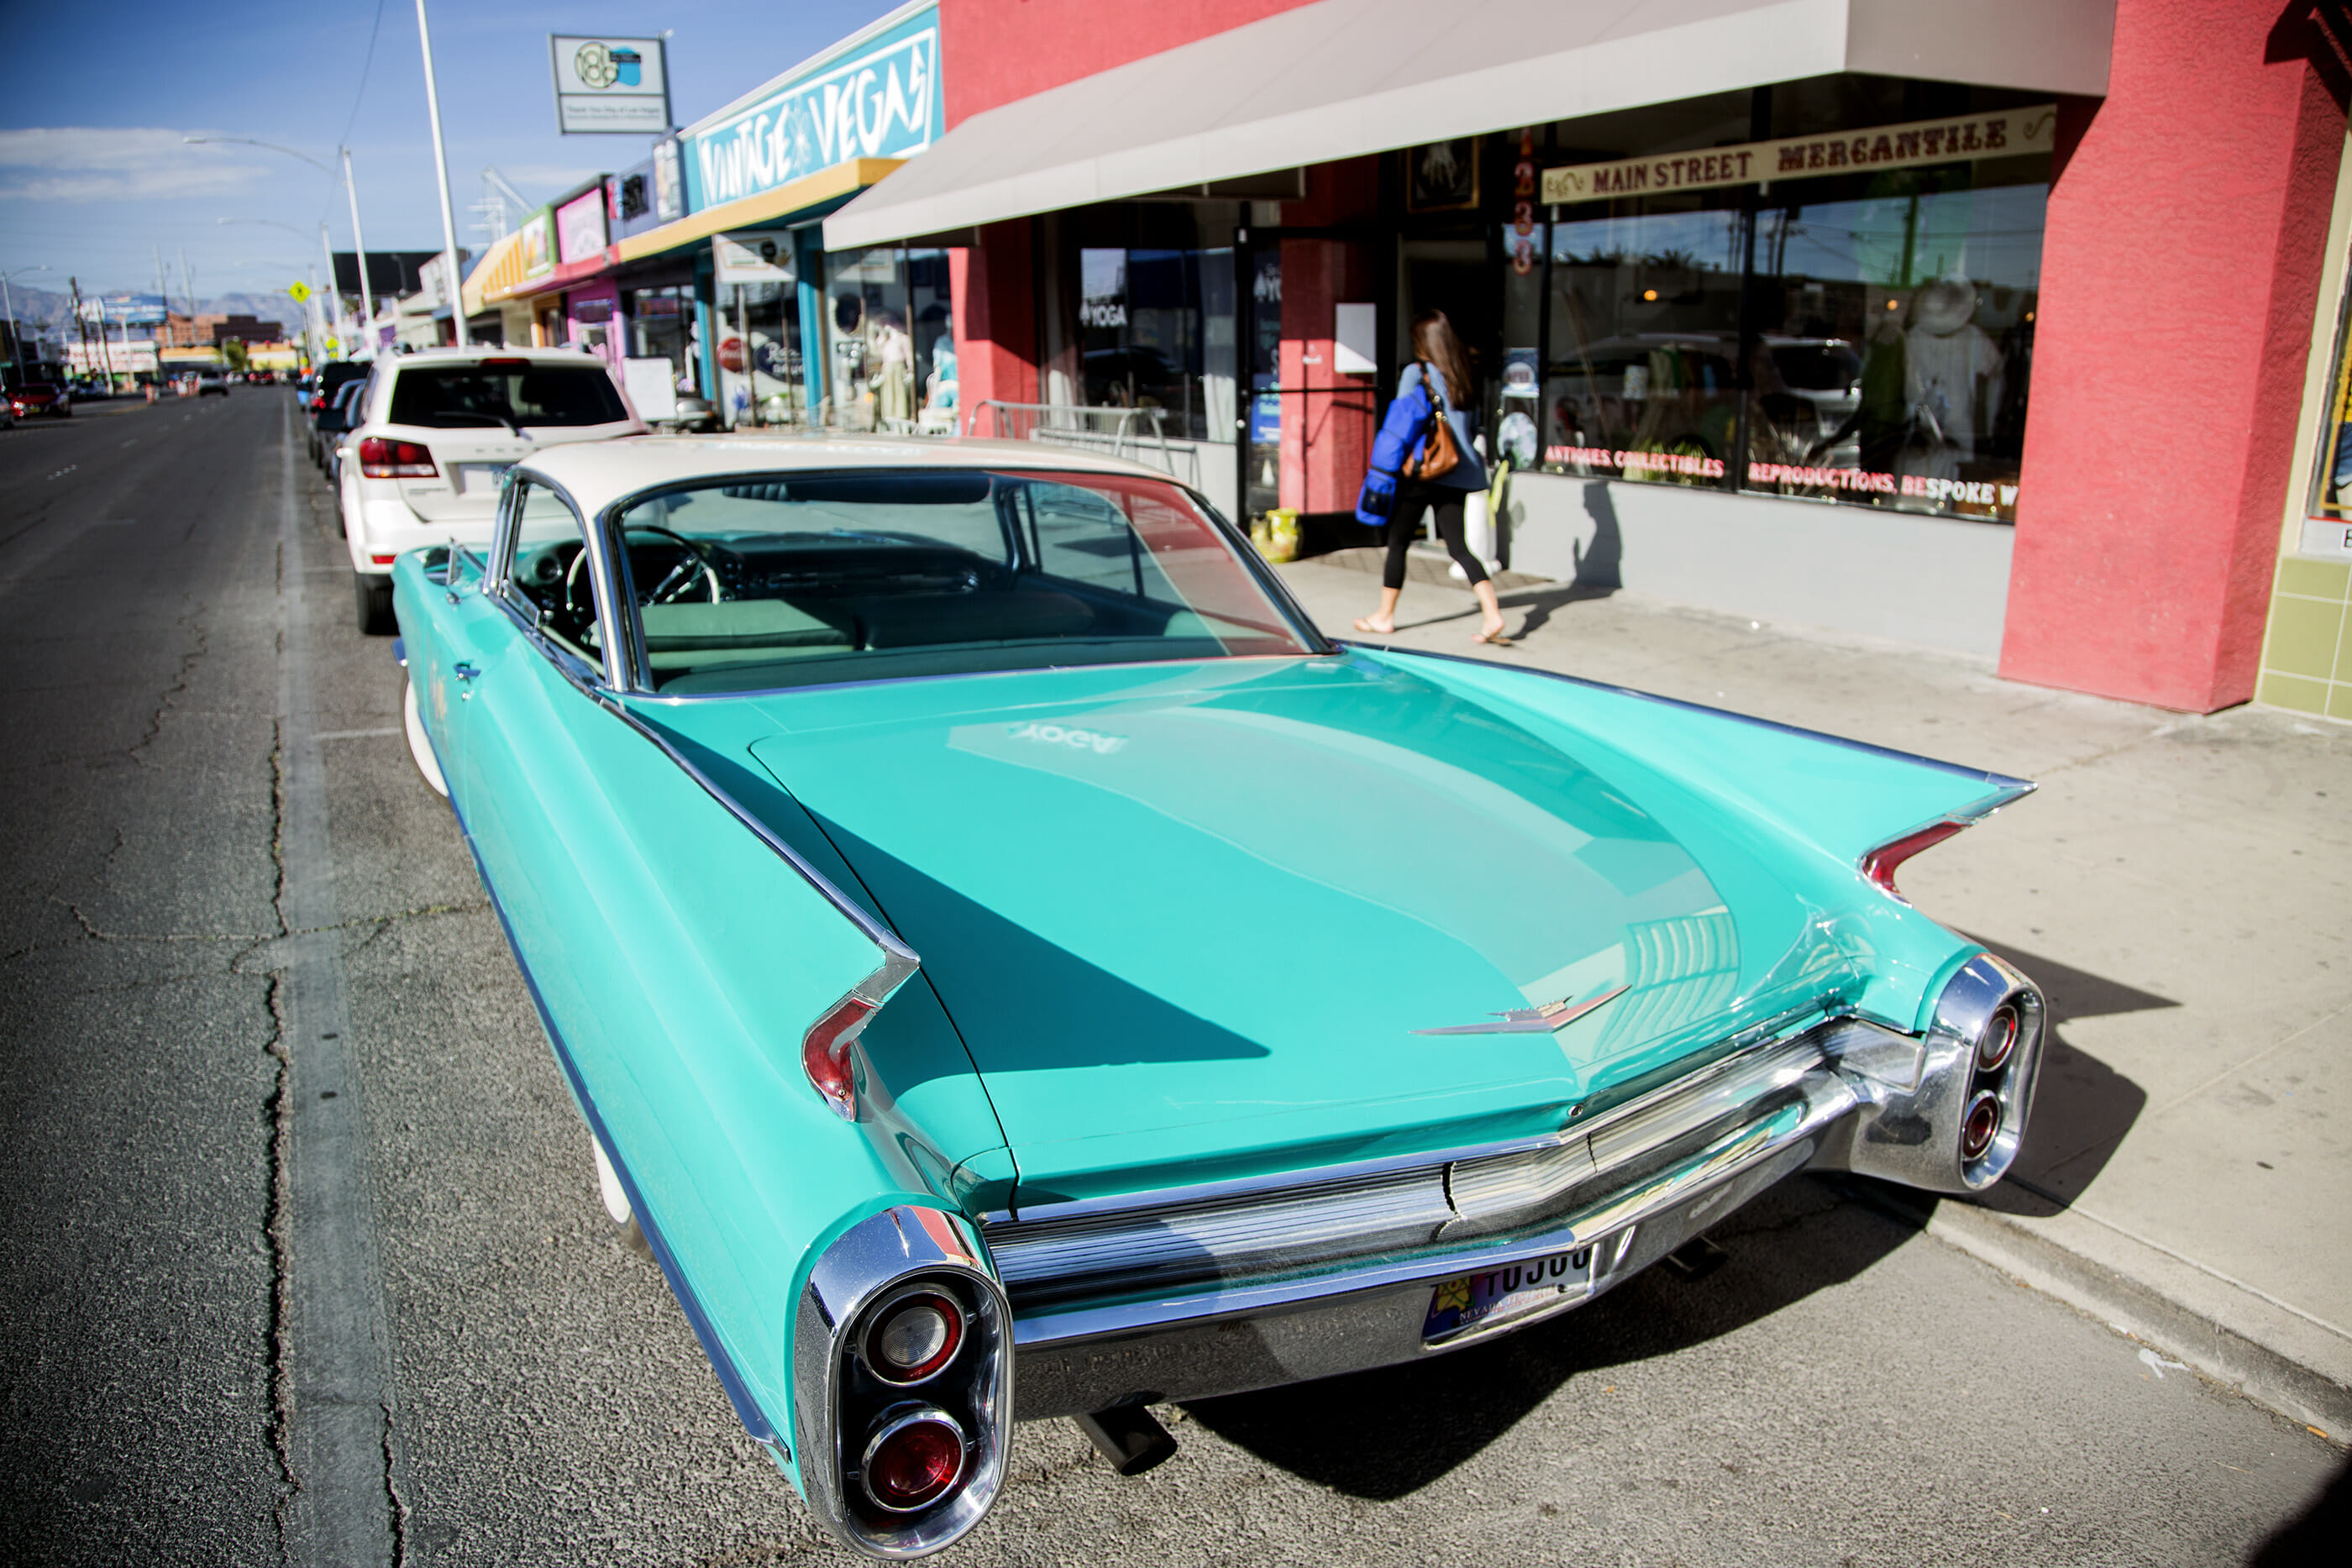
[824,0,2113,250]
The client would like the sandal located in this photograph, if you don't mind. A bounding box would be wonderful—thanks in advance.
[1472,625,1514,646]
[1352,617,1396,635]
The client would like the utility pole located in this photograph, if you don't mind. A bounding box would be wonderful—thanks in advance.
[415,0,468,346]
[68,277,92,381]
[343,146,375,349]
[178,247,197,321]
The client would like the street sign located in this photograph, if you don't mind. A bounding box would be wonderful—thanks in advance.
[550,34,670,134]
[288,281,313,302]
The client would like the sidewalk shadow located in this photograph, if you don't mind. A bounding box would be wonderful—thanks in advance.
[1179,1172,1918,1499]
[1499,580,1614,640]
[1958,934,2168,1218]
[2250,1454,2352,1566]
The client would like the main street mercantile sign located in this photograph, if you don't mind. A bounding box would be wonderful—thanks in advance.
[1541,106,2057,204]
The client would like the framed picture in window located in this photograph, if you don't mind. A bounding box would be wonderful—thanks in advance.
[1408,139,1480,212]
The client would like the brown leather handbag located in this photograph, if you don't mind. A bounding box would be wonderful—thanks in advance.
[1404,360,1461,481]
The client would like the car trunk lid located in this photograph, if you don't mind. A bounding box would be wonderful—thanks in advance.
[741,655,1854,1208]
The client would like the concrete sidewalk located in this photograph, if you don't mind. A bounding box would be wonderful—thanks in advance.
[1278,551,2352,1436]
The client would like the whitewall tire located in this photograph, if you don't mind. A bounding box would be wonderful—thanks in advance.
[402,675,449,798]
[591,1133,648,1251]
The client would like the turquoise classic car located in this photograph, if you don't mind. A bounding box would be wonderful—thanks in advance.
[391,438,2045,1558]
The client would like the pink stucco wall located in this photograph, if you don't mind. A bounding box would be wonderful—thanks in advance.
[2001,2,2344,711]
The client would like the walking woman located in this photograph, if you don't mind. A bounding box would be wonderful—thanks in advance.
[1354,310,1510,645]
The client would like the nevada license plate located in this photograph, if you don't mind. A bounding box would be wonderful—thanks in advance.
[1423,1247,1593,1343]
[459,463,511,494]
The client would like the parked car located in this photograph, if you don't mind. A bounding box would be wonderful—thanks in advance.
[315,378,369,483]
[305,360,370,466]
[196,371,229,397]
[340,347,644,633]
[391,437,2049,1560]
[12,381,71,419]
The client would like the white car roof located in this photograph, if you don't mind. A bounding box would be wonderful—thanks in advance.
[518,435,1195,520]
[389,346,606,365]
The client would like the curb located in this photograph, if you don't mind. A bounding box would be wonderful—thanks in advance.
[1847,1181,2352,1440]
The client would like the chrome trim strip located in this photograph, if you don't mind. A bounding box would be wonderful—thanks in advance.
[1347,640,2035,800]
[1006,1060,1862,1350]
[987,1010,1869,1313]
[995,1000,1830,1233]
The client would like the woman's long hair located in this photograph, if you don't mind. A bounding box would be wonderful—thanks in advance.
[1410,310,1473,409]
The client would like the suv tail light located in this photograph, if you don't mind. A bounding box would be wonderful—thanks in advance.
[358,436,437,479]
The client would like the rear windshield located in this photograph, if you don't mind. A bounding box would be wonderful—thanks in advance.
[603,469,1314,694]
[389,363,627,430]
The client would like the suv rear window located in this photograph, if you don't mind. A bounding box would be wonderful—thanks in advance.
[389,363,627,430]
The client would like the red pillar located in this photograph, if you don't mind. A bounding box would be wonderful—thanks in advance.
[948,219,1038,430]
[1276,160,1379,518]
[2000,3,2344,711]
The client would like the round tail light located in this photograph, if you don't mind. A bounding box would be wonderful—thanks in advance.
[1960,1089,2002,1162]
[862,1408,967,1513]
[860,1287,965,1385]
[1977,1004,2020,1074]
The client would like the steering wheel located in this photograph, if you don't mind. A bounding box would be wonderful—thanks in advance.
[564,525,723,621]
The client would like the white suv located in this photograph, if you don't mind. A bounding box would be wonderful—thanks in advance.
[339,348,646,632]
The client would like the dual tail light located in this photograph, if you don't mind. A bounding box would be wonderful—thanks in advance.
[1960,999,2024,1163]
[849,1284,980,1518]
[358,436,437,479]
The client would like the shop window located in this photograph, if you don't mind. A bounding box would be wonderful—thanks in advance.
[714,280,803,427]
[626,285,697,397]
[1543,204,1746,488]
[1740,171,2041,521]
[822,247,955,432]
[2306,256,2352,552]
[1076,246,1237,444]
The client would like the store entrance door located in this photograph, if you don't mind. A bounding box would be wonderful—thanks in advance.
[1398,238,1494,402]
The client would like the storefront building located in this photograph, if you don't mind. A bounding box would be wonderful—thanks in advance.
[824,0,2350,714]
[471,2,955,434]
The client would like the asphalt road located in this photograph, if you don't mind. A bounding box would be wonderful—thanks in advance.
[0,391,2343,1567]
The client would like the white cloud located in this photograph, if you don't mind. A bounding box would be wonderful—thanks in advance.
[0,128,276,202]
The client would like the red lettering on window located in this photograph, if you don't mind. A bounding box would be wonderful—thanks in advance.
[1872,135,1893,161]
[1962,123,1982,152]
[1984,118,2008,150]
[1923,128,1945,157]
[1895,130,1920,159]
[1777,146,1806,173]
[1808,142,1824,169]
[1827,140,1847,168]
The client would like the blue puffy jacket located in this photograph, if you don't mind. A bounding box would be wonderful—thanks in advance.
[1355,363,1486,526]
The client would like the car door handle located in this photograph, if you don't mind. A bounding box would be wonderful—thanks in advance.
[452,661,480,683]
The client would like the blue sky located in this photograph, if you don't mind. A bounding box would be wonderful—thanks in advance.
[1,0,898,302]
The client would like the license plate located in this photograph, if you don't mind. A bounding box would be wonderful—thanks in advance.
[459,463,511,495]
[1423,1247,1592,1343]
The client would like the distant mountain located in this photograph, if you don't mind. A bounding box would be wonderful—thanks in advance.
[0,283,305,341]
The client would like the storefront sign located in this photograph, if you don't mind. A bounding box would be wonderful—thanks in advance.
[550,34,670,134]
[1541,106,2056,205]
[713,231,797,286]
[654,139,684,221]
[684,6,941,211]
[519,211,554,279]
[556,189,609,265]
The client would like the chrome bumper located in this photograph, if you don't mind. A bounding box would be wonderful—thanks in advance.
[999,957,2044,1418]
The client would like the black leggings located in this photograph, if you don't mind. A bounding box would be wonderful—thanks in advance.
[1383,478,1488,590]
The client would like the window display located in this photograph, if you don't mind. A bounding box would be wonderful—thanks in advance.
[822,246,953,431]
[627,285,697,396]
[2306,247,2352,553]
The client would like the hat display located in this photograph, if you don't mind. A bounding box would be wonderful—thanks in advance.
[1911,276,1979,337]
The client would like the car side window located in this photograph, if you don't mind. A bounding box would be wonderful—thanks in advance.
[500,480,606,677]
[1026,485,1145,596]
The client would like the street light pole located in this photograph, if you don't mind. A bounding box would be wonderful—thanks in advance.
[414,0,468,347]
[342,146,375,347]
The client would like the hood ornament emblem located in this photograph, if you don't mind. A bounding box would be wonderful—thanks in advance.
[1412,983,1630,1036]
